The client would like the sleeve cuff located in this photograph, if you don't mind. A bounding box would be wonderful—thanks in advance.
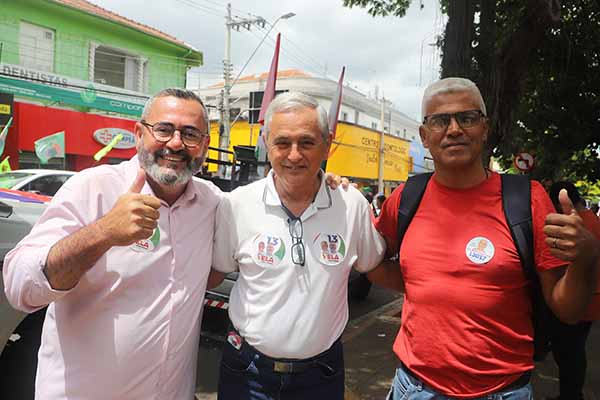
[25,245,73,306]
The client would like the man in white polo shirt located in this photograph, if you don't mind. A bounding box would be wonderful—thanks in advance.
[212,91,386,400]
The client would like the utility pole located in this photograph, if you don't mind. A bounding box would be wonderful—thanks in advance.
[377,97,386,193]
[219,4,233,176]
[219,3,266,176]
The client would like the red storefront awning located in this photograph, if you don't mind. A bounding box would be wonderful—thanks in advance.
[15,102,137,159]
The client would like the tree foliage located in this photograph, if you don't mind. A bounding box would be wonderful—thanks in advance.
[342,0,600,182]
[502,0,600,182]
[342,0,413,17]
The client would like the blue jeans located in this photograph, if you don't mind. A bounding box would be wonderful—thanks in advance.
[386,364,533,400]
[217,337,344,400]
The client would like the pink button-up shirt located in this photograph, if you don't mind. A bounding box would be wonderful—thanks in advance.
[3,156,221,400]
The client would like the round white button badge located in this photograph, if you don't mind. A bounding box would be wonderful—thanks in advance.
[465,236,495,264]
[251,233,286,268]
[313,233,346,266]
[131,228,160,253]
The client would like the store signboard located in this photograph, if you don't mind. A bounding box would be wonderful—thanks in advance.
[326,123,411,181]
[0,63,147,117]
[0,92,13,125]
[93,128,136,149]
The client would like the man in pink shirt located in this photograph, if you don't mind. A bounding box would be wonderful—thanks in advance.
[3,88,222,399]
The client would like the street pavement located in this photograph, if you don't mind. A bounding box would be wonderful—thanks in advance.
[343,296,600,400]
[197,295,599,400]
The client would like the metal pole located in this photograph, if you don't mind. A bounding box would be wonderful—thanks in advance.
[219,3,233,176]
[377,97,385,193]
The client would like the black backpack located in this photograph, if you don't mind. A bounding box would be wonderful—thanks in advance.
[396,172,552,362]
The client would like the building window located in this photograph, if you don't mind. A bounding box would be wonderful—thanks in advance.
[341,111,348,121]
[354,110,359,124]
[92,45,145,91]
[371,122,378,130]
[20,21,55,72]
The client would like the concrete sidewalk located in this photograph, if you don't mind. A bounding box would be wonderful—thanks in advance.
[343,298,403,400]
[343,298,600,400]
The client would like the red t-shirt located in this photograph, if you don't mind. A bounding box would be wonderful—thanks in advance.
[580,209,600,321]
[375,172,565,398]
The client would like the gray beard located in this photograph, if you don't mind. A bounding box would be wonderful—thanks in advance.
[137,139,205,186]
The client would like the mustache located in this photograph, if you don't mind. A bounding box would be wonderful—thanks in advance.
[441,140,469,148]
[154,148,192,162]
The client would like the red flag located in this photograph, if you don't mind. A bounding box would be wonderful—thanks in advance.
[328,66,345,139]
[258,33,281,125]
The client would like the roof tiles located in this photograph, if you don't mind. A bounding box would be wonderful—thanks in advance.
[51,0,191,49]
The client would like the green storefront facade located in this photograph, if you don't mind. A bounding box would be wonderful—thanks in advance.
[0,0,202,97]
[0,0,203,170]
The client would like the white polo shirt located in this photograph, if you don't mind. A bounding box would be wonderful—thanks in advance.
[212,171,386,359]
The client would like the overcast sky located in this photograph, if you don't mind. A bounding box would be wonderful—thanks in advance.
[92,0,445,120]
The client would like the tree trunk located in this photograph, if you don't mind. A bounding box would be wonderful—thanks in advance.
[441,0,476,78]
[485,0,561,164]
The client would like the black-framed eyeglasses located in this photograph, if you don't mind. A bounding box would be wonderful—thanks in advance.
[141,120,208,147]
[288,217,305,267]
[422,110,486,132]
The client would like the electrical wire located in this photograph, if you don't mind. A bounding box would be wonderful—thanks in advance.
[259,23,328,77]
[247,28,326,78]
[1,37,218,69]
[173,0,223,18]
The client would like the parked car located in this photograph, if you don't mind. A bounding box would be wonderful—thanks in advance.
[0,150,374,397]
[0,189,50,397]
[0,169,76,197]
[0,189,49,350]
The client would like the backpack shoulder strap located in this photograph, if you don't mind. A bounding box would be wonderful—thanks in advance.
[397,172,433,255]
[501,174,536,281]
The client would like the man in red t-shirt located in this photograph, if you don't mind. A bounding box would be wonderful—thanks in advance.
[370,77,599,399]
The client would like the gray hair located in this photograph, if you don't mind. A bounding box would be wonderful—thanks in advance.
[421,77,487,119]
[141,88,210,133]
[263,91,330,141]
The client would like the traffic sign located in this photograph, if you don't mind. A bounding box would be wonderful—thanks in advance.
[514,152,535,172]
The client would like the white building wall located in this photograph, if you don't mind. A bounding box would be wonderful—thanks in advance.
[197,74,425,148]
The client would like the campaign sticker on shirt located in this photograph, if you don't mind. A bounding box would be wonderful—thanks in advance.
[251,233,286,268]
[465,236,495,264]
[131,228,160,253]
[313,233,346,266]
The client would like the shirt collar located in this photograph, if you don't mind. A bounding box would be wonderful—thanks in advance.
[262,170,332,219]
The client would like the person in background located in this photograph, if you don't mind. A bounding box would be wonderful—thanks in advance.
[373,193,386,217]
[591,201,599,216]
[547,181,600,400]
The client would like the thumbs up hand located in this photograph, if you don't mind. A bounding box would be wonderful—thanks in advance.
[97,168,162,247]
[558,188,576,216]
[544,189,599,263]
[128,167,147,194]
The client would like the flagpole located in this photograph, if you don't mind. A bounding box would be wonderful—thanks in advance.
[322,67,346,172]
[255,33,282,178]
